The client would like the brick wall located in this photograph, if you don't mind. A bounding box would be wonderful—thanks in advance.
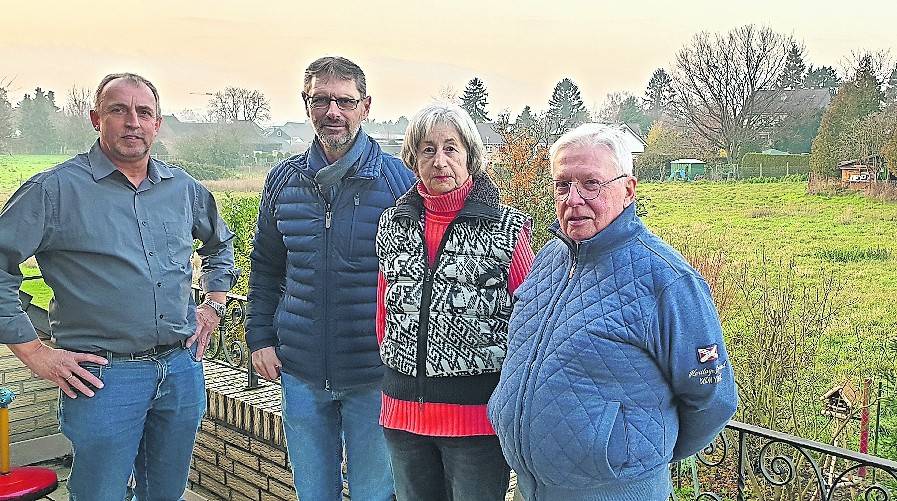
[0,345,59,443]
[189,361,299,501]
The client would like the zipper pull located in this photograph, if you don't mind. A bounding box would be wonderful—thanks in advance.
[325,204,332,229]
[568,243,579,278]
[354,194,360,206]
[325,379,331,391]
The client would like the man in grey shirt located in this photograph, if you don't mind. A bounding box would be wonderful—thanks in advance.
[0,73,237,500]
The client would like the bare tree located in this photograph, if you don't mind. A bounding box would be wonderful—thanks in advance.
[434,84,459,103]
[842,50,893,85]
[208,87,270,124]
[59,86,96,152]
[671,25,789,160]
[64,86,92,118]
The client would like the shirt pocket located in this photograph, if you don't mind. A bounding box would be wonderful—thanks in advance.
[163,220,193,267]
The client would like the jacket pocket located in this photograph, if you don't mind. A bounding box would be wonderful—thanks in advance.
[527,399,629,487]
[163,220,193,267]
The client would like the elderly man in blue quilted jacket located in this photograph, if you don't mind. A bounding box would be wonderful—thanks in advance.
[488,123,737,501]
[246,56,414,501]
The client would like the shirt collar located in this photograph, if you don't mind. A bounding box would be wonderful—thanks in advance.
[87,140,172,183]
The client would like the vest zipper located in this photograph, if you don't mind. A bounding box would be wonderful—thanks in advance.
[415,219,458,406]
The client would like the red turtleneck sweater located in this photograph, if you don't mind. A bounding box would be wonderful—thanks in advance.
[376,178,535,436]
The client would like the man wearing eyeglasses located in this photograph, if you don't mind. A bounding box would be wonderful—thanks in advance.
[246,56,414,500]
[488,123,737,500]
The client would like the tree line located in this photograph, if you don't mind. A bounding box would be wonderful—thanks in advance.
[457,25,897,179]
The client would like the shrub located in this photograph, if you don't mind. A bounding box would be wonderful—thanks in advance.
[217,193,261,295]
[813,246,892,263]
[171,159,233,180]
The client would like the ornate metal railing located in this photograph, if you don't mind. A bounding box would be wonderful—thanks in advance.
[671,420,897,501]
[192,287,259,389]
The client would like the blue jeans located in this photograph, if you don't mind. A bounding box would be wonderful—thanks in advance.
[384,428,510,501]
[59,345,205,501]
[280,372,393,501]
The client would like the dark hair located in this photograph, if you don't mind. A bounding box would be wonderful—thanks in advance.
[303,57,367,97]
[94,73,161,117]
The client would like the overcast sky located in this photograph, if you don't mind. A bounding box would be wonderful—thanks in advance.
[2,0,895,124]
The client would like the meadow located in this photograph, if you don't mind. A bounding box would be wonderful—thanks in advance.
[0,154,69,203]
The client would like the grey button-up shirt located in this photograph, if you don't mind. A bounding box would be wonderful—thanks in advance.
[0,141,237,353]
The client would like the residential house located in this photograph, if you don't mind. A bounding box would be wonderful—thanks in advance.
[157,115,282,157]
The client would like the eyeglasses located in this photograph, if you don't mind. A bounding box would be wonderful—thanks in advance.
[302,93,364,111]
[550,174,628,201]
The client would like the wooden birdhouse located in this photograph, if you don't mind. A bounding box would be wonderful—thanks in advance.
[821,383,859,420]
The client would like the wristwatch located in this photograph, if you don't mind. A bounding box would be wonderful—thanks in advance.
[201,298,227,318]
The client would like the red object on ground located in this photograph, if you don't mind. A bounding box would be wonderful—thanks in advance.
[859,378,871,477]
[0,466,58,501]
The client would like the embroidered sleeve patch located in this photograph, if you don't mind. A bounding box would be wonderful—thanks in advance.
[697,344,719,363]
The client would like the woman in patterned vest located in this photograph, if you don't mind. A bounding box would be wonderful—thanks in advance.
[375,103,535,501]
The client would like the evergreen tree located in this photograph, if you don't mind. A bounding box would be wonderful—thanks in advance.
[18,88,61,154]
[809,54,884,176]
[777,42,807,89]
[803,65,841,89]
[0,87,12,153]
[546,78,589,138]
[850,53,884,116]
[643,68,675,118]
[618,95,651,134]
[460,77,489,123]
[515,105,536,130]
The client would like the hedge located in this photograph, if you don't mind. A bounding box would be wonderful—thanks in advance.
[739,153,810,178]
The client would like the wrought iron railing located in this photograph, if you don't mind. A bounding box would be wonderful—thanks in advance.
[192,287,259,389]
[671,420,897,501]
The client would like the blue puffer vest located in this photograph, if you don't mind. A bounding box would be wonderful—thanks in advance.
[488,204,737,499]
[246,135,415,390]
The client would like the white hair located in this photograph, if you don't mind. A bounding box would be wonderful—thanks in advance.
[549,123,633,176]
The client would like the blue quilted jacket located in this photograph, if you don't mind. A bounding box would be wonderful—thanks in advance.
[488,204,737,499]
[246,135,414,390]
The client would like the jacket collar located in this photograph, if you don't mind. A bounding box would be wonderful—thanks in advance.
[550,202,644,256]
[391,174,503,222]
[296,130,383,181]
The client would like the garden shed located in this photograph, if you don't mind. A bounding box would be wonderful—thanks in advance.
[669,159,706,180]
[838,155,883,184]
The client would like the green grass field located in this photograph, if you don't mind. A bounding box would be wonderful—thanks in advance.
[0,155,69,200]
[638,181,896,328]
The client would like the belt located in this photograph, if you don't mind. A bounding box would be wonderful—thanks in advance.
[87,341,185,361]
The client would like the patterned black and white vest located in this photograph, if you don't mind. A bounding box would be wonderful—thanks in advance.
[376,176,530,379]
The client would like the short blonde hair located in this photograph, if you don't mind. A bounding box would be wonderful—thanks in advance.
[401,103,485,176]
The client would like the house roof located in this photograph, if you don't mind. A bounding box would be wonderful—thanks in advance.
[158,115,280,149]
[269,122,316,142]
[582,122,647,154]
[476,123,504,146]
[671,158,705,165]
[838,154,885,168]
